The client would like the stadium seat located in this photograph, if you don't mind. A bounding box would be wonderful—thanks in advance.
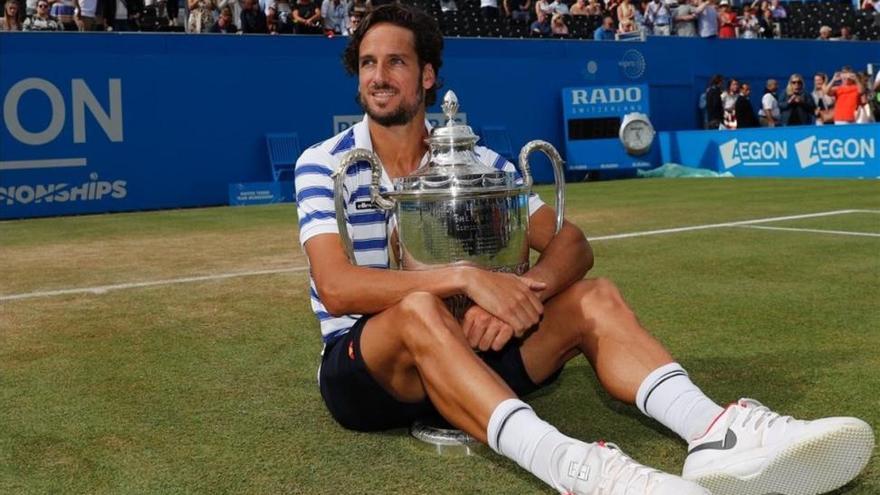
[266,133,301,182]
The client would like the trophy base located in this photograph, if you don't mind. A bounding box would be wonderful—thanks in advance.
[410,415,482,456]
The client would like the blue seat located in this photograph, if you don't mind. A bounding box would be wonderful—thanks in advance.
[480,125,514,162]
[265,132,301,182]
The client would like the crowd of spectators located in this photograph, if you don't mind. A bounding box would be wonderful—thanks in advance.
[702,67,880,129]
[0,0,375,32]
[0,0,877,36]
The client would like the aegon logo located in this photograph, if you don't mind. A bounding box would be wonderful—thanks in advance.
[0,173,127,206]
[3,78,123,146]
[571,87,642,105]
[719,139,788,169]
[795,136,874,168]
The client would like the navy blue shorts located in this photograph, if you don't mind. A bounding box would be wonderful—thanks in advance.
[318,316,562,432]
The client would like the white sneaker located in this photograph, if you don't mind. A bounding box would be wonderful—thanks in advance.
[552,440,710,495]
[682,398,875,495]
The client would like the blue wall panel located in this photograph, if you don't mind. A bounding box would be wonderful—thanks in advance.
[1,33,878,218]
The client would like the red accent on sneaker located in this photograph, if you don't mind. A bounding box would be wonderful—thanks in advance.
[692,402,736,441]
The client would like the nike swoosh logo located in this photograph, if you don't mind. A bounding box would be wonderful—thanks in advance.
[689,429,738,454]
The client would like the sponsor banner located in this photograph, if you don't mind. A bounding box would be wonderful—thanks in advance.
[659,124,880,178]
[562,84,649,118]
[228,182,294,206]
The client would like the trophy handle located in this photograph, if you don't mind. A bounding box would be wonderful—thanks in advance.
[332,148,395,263]
[518,140,566,234]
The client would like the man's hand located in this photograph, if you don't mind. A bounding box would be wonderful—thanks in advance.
[460,268,545,333]
[462,305,519,351]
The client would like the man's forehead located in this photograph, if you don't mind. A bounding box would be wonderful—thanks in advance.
[360,23,417,53]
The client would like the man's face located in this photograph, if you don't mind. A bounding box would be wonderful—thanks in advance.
[603,17,613,29]
[814,75,825,88]
[357,23,435,128]
[741,84,750,96]
[730,80,739,93]
[769,81,778,92]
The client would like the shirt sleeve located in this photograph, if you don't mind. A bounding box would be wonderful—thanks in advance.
[295,147,341,248]
[475,145,547,216]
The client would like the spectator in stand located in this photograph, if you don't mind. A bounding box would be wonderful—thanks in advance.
[322,0,349,34]
[480,0,499,19]
[645,0,672,35]
[586,0,602,16]
[187,0,215,32]
[768,0,784,19]
[530,10,550,34]
[735,83,760,128]
[721,78,739,129]
[210,6,238,31]
[812,72,835,125]
[505,0,530,22]
[758,7,776,38]
[758,78,780,127]
[833,25,857,41]
[292,0,321,33]
[216,0,242,28]
[673,0,697,36]
[72,0,99,30]
[779,74,816,126]
[49,0,76,29]
[816,25,832,40]
[617,0,636,29]
[861,0,876,11]
[103,0,136,32]
[550,11,568,34]
[694,0,718,38]
[3,0,23,25]
[23,0,63,29]
[569,0,588,15]
[549,0,568,14]
[593,14,615,38]
[605,0,620,16]
[271,0,295,33]
[717,0,736,38]
[349,0,366,15]
[738,6,759,38]
[826,69,864,124]
[241,0,268,32]
[704,74,724,129]
[534,0,552,19]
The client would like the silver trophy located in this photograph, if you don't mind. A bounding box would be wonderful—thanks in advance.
[332,90,566,454]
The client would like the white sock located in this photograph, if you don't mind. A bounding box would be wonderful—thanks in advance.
[487,398,578,489]
[635,362,724,442]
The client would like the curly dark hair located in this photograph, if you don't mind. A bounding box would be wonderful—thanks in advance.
[342,4,444,107]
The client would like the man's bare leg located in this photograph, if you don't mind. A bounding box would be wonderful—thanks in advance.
[356,290,710,495]
[520,278,724,442]
[358,291,515,442]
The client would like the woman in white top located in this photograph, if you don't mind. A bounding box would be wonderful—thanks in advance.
[187,0,216,31]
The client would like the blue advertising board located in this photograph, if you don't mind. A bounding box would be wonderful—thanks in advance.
[658,123,880,178]
[561,84,658,170]
[2,33,878,219]
[228,181,294,206]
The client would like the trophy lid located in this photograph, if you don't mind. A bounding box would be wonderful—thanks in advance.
[392,91,516,196]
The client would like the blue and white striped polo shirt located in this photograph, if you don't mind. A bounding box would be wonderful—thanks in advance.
[295,115,545,343]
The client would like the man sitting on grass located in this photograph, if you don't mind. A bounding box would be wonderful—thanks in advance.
[294,4,875,494]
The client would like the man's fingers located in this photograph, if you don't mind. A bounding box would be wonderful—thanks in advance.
[491,324,514,351]
[478,322,500,352]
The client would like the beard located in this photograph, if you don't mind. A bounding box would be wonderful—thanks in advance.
[357,84,424,127]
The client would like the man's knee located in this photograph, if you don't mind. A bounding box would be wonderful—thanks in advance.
[394,292,459,348]
[570,277,635,322]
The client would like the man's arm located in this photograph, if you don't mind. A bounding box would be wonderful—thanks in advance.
[305,233,546,332]
[523,205,593,303]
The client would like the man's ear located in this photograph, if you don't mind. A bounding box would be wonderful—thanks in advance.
[422,63,436,92]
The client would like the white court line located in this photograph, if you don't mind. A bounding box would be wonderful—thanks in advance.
[2,209,878,302]
[737,225,880,238]
[0,267,310,302]
[589,209,867,241]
